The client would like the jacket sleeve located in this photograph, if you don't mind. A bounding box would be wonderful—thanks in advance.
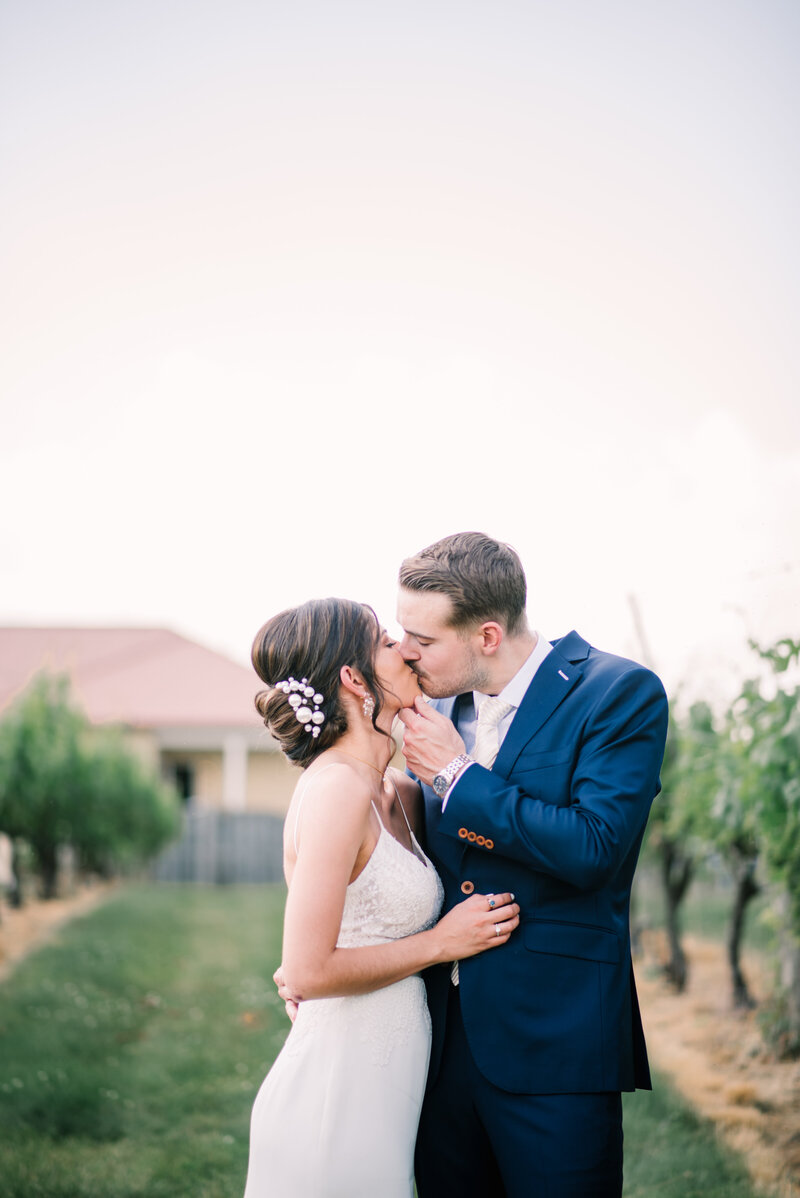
[439,666,668,890]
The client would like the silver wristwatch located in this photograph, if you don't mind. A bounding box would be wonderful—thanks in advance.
[432,754,472,798]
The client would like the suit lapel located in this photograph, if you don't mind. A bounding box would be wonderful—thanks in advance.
[493,637,586,776]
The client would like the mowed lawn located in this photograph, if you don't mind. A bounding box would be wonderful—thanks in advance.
[0,885,759,1198]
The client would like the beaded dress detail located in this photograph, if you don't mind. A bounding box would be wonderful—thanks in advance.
[243,776,443,1198]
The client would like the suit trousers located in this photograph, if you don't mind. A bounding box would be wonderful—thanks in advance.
[415,984,624,1198]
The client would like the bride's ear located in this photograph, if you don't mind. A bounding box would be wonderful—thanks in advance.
[339,664,366,697]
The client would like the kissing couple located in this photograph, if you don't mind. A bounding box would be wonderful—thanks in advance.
[242,531,668,1198]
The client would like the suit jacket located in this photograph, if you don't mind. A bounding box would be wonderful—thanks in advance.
[420,631,668,1095]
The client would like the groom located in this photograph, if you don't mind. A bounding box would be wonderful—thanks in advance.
[397,532,668,1198]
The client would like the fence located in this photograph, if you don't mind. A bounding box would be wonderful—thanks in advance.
[152,810,285,884]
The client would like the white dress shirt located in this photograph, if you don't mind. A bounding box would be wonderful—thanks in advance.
[442,631,552,807]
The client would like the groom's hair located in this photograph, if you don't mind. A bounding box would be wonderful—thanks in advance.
[398,532,527,636]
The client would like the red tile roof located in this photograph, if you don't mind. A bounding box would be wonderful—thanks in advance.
[0,628,263,729]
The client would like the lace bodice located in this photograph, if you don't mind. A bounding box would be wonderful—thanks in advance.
[283,795,444,1068]
[336,818,444,948]
[290,767,443,948]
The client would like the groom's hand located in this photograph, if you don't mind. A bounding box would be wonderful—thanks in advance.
[398,697,466,786]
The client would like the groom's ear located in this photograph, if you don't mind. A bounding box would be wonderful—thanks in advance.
[478,622,504,656]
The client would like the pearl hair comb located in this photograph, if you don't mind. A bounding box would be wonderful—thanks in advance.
[274,677,325,737]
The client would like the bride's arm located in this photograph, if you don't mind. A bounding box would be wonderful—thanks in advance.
[281,768,518,1002]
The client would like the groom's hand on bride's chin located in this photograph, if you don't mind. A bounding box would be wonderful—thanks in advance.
[273,964,300,1023]
[398,697,466,786]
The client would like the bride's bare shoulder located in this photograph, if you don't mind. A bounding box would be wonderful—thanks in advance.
[290,760,373,822]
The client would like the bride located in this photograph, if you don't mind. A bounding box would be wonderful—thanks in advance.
[242,598,519,1198]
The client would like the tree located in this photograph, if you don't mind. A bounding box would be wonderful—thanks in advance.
[642,697,726,992]
[0,673,180,898]
[0,675,86,897]
[74,732,180,876]
[727,639,800,1054]
[708,705,762,1009]
[643,708,695,991]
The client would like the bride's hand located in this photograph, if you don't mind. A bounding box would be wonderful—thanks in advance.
[273,964,300,1023]
[434,892,519,960]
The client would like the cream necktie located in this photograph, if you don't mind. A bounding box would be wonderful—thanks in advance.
[472,695,514,769]
[451,695,514,987]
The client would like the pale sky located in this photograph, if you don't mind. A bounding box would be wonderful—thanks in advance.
[2,1,798,711]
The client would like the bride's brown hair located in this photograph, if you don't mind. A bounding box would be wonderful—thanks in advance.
[252,598,387,769]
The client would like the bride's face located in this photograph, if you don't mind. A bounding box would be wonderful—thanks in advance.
[374,629,422,712]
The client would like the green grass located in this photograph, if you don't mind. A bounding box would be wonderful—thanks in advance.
[0,885,286,1198]
[0,885,762,1197]
[623,1084,758,1197]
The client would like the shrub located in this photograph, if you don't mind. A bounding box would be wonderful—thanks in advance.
[0,673,180,896]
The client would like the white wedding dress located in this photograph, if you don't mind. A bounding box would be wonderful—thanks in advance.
[243,782,444,1197]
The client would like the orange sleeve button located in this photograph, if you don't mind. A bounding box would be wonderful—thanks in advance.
[476,835,485,846]
[485,839,494,850]
[458,827,469,839]
[467,831,477,842]
[460,880,475,895]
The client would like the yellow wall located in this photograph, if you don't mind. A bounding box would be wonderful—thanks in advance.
[160,750,222,807]
[158,747,298,813]
[246,752,301,814]
[121,729,161,772]
[158,741,406,815]
[92,727,301,814]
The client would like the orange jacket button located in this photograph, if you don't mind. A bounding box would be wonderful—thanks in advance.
[476,835,486,846]
[467,831,477,842]
[460,880,475,895]
[485,839,494,850]
[458,827,469,839]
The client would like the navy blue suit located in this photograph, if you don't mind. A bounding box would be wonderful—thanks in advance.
[414,631,668,1197]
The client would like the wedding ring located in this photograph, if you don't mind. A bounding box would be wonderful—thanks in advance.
[494,923,501,937]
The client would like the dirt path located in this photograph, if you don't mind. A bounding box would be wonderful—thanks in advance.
[2,893,798,1195]
[0,883,116,982]
[638,931,800,1198]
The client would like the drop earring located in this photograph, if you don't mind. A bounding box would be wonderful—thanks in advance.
[363,694,375,720]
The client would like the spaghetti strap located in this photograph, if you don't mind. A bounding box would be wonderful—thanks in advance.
[292,764,347,854]
[385,773,414,838]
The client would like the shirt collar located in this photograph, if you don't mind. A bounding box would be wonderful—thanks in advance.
[472,631,552,715]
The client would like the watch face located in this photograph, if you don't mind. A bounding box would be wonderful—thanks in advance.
[432,774,448,797]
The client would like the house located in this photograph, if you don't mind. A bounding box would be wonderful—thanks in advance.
[0,627,298,815]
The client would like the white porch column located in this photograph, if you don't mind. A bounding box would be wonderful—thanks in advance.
[222,733,248,811]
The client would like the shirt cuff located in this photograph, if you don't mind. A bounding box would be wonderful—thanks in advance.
[441,760,475,810]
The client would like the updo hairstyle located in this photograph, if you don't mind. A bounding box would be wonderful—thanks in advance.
[252,598,387,768]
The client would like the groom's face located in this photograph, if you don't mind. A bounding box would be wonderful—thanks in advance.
[396,588,489,699]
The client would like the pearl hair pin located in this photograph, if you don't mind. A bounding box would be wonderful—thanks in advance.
[274,677,325,737]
